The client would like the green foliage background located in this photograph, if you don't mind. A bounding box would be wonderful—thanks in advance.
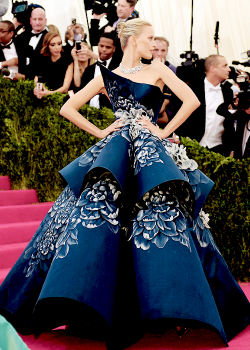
[0,77,249,281]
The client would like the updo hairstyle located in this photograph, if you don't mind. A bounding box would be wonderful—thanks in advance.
[117,18,152,50]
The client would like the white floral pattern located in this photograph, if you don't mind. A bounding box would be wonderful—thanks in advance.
[191,210,221,254]
[23,178,121,278]
[162,141,198,171]
[129,188,191,251]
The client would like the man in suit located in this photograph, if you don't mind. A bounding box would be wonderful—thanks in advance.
[176,55,236,156]
[217,96,250,159]
[90,0,137,47]
[17,6,49,79]
[80,32,119,109]
[0,20,26,79]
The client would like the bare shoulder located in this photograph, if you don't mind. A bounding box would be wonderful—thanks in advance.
[150,61,175,75]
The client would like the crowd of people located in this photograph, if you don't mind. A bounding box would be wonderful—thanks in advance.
[0,0,250,159]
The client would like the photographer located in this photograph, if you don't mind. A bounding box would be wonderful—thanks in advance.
[89,0,137,47]
[65,22,87,46]
[71,41,97,90]
[217,89,250,159]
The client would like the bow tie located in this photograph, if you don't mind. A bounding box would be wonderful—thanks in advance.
[1,43,11,49]
[30,30,46,38]
[208,86,221,92]
[100,60,107,66]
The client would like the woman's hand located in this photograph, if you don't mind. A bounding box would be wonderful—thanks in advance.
[98,120,122,139]
[34,86,51,99]
[137,116,166,139]
[71,46,78,61]
[80,45,91,57]
[66,25,75,41]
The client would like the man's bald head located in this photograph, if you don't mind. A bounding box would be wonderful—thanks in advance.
[30,8,47,33]
[205,54,231,83]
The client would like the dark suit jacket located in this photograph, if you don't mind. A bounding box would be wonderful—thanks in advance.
[15,29,48,79]
[175,79,234,155]
[0,39,26,74]
[217,103,250,159]
[77,58,119,109]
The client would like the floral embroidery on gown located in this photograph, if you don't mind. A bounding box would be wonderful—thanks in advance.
[0,64,249,349]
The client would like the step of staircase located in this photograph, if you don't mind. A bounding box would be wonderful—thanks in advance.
[0,202,54,224]
[0,189,39,206]
[0,221,41,244]
[0,241,29,269]
[0,176,11,190]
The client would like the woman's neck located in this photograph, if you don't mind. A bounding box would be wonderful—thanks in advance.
[78,60,88,71]
[121,47,141,69]
[51,53,61,62]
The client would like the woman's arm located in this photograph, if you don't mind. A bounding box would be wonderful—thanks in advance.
[71,47,81,87]
[34,63,74,98]
[60,75,121,138]
[140,62,200,139]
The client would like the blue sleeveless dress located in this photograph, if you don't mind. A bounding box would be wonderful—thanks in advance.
[0,65,249,349]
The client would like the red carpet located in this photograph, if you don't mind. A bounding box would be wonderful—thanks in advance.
[19,285,250,350]
[0,176,249,349]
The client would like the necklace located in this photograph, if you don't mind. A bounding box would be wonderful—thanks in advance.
[119,62,143,74]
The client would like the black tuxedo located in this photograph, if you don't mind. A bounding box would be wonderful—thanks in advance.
[176,79,234,155]
[15,29,48,79]
[0,39,26,74]
[77,58,119,109]
[217,104,250,159]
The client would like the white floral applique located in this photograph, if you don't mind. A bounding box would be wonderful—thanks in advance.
[129,188,191,252]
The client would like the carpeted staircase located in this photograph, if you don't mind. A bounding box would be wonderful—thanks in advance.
[0,176,54,285]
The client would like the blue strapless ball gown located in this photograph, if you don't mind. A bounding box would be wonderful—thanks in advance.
[0,64,249,349]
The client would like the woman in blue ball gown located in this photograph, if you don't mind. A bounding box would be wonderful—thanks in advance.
[0,18,249,349]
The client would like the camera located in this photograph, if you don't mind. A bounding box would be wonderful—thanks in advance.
[235,91,250,110]
[75,41,81,51]
[232,50,250,69]
[1,68,16,80]
[11,1,28,15]
[180,51,199,66]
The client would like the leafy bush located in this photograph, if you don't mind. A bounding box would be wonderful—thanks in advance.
[0,77,114,200]
[0,77,249,280]
[181,138,250,281]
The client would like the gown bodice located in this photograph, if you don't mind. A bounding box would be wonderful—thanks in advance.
[99,64,165,125]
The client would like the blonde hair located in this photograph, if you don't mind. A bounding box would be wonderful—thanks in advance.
[78,42,96,77]
[117,18,152,50]
[48,24,60,35]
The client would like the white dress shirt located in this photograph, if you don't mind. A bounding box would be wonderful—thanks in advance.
[89,57,112,108]
[29,30,45,50]
[1,41,18,73]
[200,78,227,149]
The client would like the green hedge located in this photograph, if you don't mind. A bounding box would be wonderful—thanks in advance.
[0,77,249,281]
[181,138,250,281]
[0,77,115,201]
